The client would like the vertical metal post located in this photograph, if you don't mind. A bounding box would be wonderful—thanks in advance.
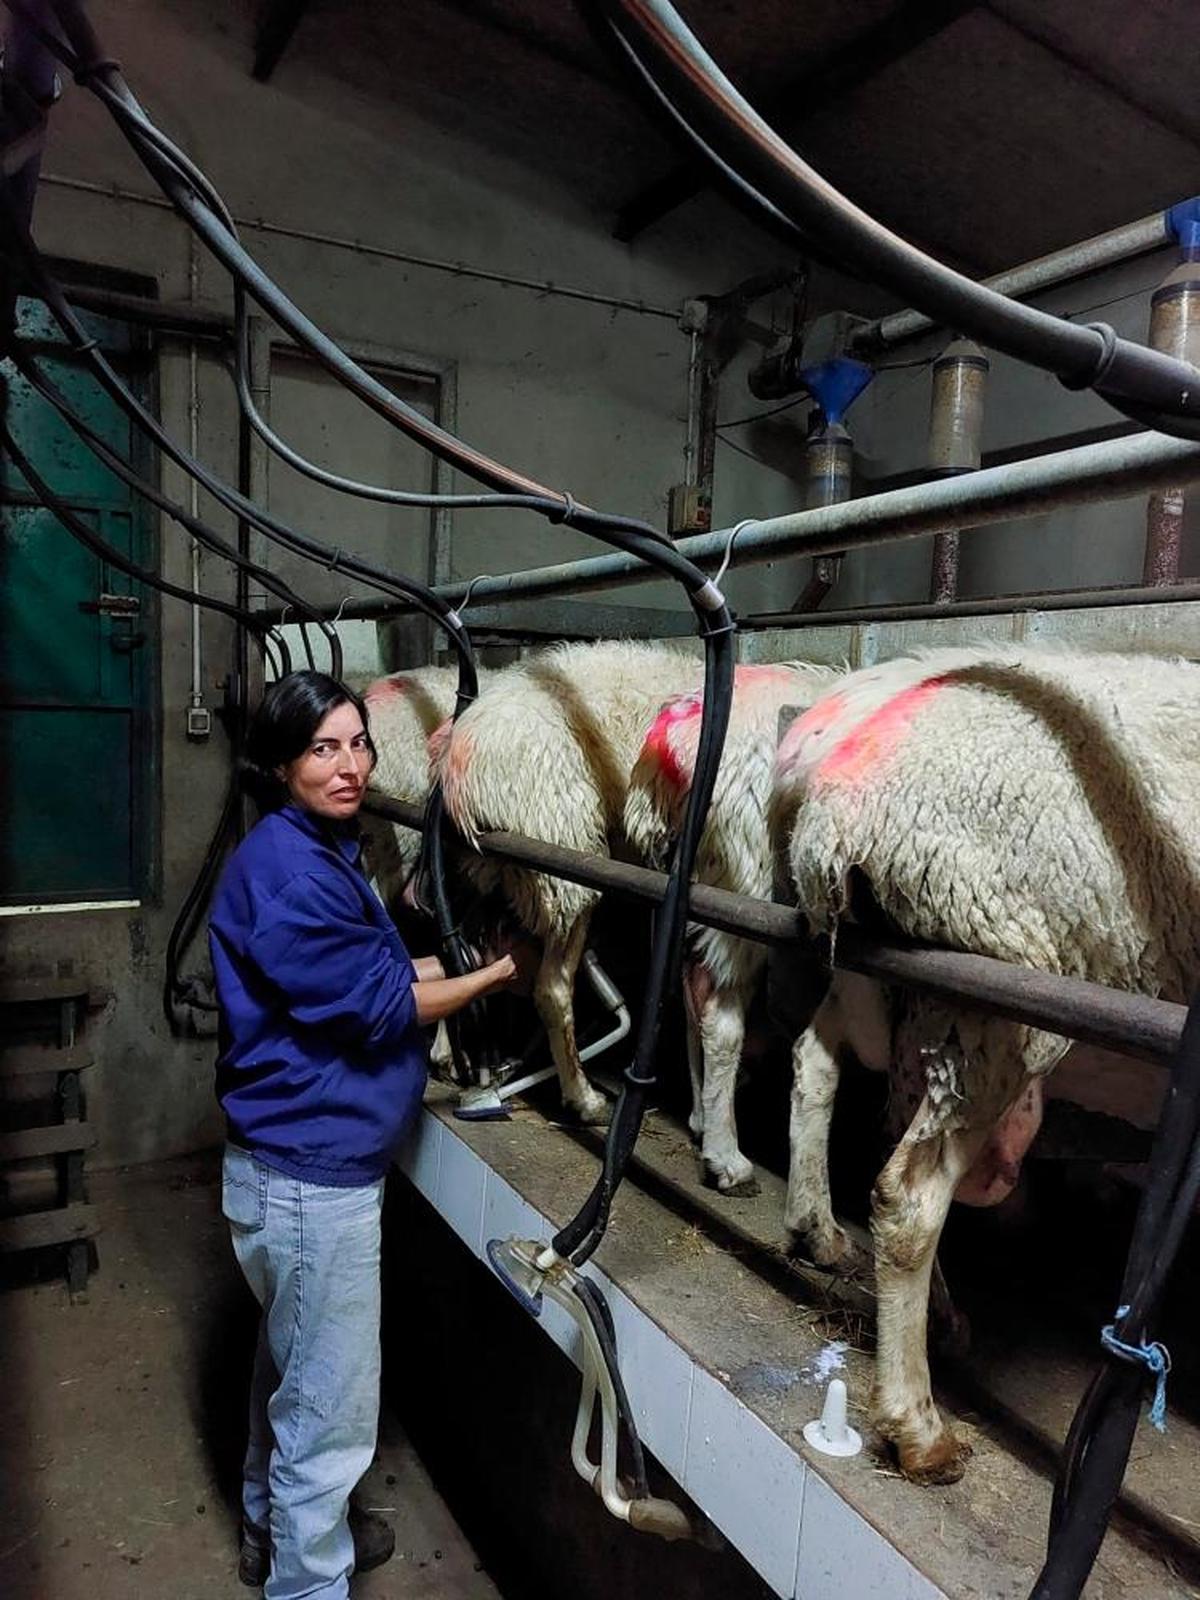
[1143,261,1200,584]
[427,362,457,662]
[669,300,716,536]
[235,315,271,830]
[927,339,989,602]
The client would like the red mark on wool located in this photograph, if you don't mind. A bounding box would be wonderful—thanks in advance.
[777,689,849,771]
[427,718,454,771]
[815,677,948,785]
[643,690,704,791]
[364,675,408,704]
[737,663,795,686]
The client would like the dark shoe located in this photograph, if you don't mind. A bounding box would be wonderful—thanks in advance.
[348,1503,396,1574]
[237,1504,396,1588]
[237,1521,270,1589]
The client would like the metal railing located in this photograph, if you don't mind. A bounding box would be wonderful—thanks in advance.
[363,793,1184,1066]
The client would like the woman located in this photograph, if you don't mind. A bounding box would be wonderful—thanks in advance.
[209,670,516,1599]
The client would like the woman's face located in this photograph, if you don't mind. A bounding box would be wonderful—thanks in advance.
[278,700,373,821]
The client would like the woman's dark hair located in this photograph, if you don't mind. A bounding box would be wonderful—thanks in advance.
[241,670,377,812]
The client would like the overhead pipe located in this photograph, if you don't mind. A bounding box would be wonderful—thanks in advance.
[0,0,59,328]
[858,210,1174,356]
[257,427,1200,624]
[926,338,990,603]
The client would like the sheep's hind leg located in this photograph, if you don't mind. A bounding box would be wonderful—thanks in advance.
[533,913,608,1125]
[871,1108,989,1485]
[785,975,885,1272]
[697,983,757,1197]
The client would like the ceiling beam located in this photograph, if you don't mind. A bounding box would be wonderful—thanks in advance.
[613,0,978,244]
[985,1,1200,155]
[252,0,312,83]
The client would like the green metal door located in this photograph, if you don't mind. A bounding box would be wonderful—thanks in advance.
[0,297,156,904]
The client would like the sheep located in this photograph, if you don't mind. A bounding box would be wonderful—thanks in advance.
[623,660,838,1194]
[438,639,705,1124]
[362,665,483,1077]
[771,644,1200,1485]
[362,664,471,908]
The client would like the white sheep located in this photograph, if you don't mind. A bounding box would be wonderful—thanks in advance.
[362,664,469,908]
[624,660,838,1193]
[772,644,1200,1484]
[438,639,705,1123]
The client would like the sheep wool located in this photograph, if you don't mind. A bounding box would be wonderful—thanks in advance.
[625,660,838,1192]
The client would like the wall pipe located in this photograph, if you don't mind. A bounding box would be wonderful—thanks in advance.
[186,235,203,724]
[361,793,1184,1066]
[257,427,1200,623]
[858,211,1172,355]
[38,171,681,322]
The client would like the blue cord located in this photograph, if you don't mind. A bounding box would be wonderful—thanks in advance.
[1100,1305,1172,1433]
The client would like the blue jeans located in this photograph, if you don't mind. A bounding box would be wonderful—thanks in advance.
[222,1144,384,1600]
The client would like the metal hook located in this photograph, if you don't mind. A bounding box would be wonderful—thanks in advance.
[457,573,492,615]
[714,519,755,591]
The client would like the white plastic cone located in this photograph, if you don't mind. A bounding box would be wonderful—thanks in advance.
[802,1377,862,1458]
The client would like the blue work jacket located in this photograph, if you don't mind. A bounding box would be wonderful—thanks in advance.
[209,802,427,1186]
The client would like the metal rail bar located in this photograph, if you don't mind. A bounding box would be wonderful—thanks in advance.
[259,427,1200,622]
[738,579,1200,632]
[858,212,1171,354]
[363,794,1185,1065]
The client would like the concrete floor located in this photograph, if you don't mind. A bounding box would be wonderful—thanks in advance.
[0,1152,501,1600]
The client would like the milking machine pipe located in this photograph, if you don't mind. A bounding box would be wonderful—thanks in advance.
[591,0,1200,441]
[1030,985,1200,1600]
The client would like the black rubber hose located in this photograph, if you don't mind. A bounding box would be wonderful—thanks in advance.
[1031,988,1200,1599]
[8,345,344,676]
[554,614,735,1264]
[0,416,276,642]
[230,287,570,516]
[573,1274,651,1501]
[0,195,481,695]
[42,11,702,567]
[162,773,239,1026]
[592,0,1200,431]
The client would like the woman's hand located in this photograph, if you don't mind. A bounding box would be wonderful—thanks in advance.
[412,953,523,1025]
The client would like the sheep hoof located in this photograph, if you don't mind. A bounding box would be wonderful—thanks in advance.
[713,1172,760,1199]
[896,1429,973,1487]
[785,1224,866,1276]
[566,1090,611,1127]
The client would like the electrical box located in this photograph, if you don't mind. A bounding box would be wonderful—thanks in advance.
[668,482,711,537]
[186,705,212,741]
